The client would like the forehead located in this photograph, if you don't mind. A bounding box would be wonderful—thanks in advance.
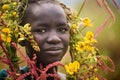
[27,3,66,20]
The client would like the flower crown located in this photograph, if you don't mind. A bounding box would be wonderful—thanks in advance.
[0,0,116,80]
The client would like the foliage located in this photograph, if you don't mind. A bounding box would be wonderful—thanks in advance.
[0,0,22,72]
[67,16,115,80]
[0,0,118,80]
[64,0,117,80]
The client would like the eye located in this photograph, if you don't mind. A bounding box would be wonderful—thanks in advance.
[59,27,68,33]
[38,28,46,33]
[33,28,47,33]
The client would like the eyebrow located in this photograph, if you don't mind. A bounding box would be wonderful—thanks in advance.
[36,23,50,27]
[57,22,69,28]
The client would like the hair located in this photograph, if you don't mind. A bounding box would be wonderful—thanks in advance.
[28,0,56,3]
[19,0,74,26]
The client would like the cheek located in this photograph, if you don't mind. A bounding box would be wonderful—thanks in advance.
[33,34,45,46]
[62,34,69,47]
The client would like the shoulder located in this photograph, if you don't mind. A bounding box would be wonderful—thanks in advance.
[58,72,66,80]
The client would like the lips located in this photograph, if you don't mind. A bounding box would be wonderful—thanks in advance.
[44,47,63,55]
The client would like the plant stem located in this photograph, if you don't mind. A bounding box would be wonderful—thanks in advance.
[77,0,86,17]
[0,42,16,72]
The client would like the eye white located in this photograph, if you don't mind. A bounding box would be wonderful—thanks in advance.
[40,29,46,33]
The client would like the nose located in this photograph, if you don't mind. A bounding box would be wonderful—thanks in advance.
[47,32,61,44]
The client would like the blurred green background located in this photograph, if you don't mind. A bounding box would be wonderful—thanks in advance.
[0,0,120,80]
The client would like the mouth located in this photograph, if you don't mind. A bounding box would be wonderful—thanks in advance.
[44,47,63,55]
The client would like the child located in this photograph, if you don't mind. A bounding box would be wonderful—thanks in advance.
[0,0,69,80]
[21,0,69,79]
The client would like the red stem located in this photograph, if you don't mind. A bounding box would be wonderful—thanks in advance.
[12,42,39,78]
[16,72,31,80]
[11,42,28,61]
[112,0,119,9]
[96,0,102,7]
[0,56,9,64]
[0,43,16,72]
[95,16,111,37]
[102,0,115,22]
[43,61,64,72]
[97,56,115,72]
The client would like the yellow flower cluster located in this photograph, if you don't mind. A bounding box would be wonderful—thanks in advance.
[1,2,19,18]
[2,2,17,10]
[0,28,11,43]
[0,1,20,43]
[68,14,100,79]
[65,61,80,75]
[84,31,97,44]
[81,18,93,27]
[76,31,96,52]
[18,23,40,52]
[76,42,85,52]
[71,18,93,30]
[72,24,77,29]
[2,4,9,10]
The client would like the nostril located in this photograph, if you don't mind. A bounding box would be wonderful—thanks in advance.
[47,35,61,44]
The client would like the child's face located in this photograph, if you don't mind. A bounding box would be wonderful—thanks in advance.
[24,3,69,64]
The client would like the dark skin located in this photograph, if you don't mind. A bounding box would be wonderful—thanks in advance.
[22,2,69,79]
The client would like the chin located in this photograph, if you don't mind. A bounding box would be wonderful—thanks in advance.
[36,50,65,65]
[39,57,62,65]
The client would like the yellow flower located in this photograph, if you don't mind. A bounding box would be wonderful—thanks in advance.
[12,2,17,6]
[82,18,93,27]
[84,31,97,44]
[72,24,77,29]
[76,41,85,52]
[85,31,94,38]
[90,66,93,69]
[2,4,9,10]
[69,15,72,19]
[1,28,11,43]
[94,68,98,72]
[65,61,80,75]
[0,34,11,43]
[94,77,98,80]
[12,12,17,16]
[2,28,11,33]
[84,46,95,52]
[87,54,93,60]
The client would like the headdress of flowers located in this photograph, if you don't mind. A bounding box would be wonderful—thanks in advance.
[0,0,118,80]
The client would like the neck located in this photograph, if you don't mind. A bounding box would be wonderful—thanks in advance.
[36,62,58,72]
[36,62,58,80]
